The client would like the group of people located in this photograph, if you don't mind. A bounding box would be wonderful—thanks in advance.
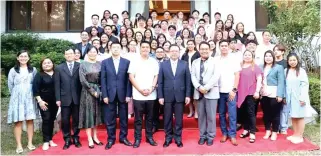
[7,9,318,154]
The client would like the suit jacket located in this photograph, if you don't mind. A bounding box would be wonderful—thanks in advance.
[108,35,119,43]
[54,62,82,106]
[158,60,191,103]
[74,42,92,59]
[191,57,220,100]
[260,64,285,98]
[101,57,132,103]
[85,26,104,35]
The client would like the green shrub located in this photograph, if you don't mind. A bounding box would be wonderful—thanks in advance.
[1,32,40,54]
[34,39,74,54]
[1,74,10,97]
[1,54,16,75]
[309,75,320,114]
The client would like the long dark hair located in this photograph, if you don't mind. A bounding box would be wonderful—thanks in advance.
[185,40,197,53]
[286,52,301,77]
[196,26,208,41]
[39,58,55,73]
[143,29,154,42]
[133,13,142,28]
[263,50,276,68]
[156,33,167,47]
[14,50,33,73]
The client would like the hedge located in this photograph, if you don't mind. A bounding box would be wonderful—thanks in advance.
[309,75,320,115]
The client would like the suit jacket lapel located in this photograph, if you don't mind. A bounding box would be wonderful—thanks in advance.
[117,58,124,76]
[63,62,72,77]
[108,58,117,76]
[175,60,182,77]
[72,62,80,76]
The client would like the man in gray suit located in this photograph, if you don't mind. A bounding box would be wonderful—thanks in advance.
[191,41,220,146]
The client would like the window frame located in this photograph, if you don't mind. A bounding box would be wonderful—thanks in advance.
[6,1,84,33]
[255,1,271,31]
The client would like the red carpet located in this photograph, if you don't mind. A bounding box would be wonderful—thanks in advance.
[29,127,319,155]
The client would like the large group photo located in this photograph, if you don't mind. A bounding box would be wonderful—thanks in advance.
[1,0,320,155]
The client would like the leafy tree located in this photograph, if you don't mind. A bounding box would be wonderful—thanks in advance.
[261,0,320,73]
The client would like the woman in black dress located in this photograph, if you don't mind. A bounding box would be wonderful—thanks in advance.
[32,58,58,151]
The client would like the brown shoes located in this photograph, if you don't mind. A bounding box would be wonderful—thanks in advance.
[220,136,228,143]
[220,136,238,146]
[230,138,238,146]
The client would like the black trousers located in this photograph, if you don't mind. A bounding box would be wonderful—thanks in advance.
[103,96,128,142]
[241,95,257,134]
[261,96,283,132]
[133,100,155,141]
[152,100,163,130]
[61,102,80,142]
[39,100,58,143]
[164,101,184,142]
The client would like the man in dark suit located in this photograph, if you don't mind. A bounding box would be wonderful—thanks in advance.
[74,30,91,59]
[101,42,132,150]
[55,48,82,150]
[85,14,104,35]
[158,44,191,148]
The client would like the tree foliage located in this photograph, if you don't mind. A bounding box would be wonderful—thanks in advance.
[261,0,320,73]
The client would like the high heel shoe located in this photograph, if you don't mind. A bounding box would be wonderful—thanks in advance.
[187,112,194,118]
[263,131,272,139]
[27,145,36,151]
[93,140,104,146]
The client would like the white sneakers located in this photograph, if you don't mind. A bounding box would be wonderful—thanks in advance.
[42,141,58,151]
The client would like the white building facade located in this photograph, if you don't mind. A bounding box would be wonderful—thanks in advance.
[0,0,269,43]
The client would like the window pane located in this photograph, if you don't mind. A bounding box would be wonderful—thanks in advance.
[31,1,66,31]
[9,1,28,30]
[69,1,84,31]
[255,1,269,30]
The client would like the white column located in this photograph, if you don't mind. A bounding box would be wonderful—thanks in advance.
[210,0,256,33]
[0,1,6,33]
[84,0,127,28]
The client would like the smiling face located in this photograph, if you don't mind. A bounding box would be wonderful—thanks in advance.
[17,52,30,66]
[111,44,121,57]
[243,51,254,63]
[264,52,274,64]
[87,47,98,61]
[199,43,210,59]
[288,56,298,68]
[74,49,81,60]
[64,49,75,62]
[42,58,54,72]
[169,46,180,60]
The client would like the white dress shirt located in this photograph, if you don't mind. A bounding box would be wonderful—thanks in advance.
[112,57,120,74]
[170,59,178,76]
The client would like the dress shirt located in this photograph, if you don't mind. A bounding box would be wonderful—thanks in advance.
[170,59,178,76]
[113,57,120,74]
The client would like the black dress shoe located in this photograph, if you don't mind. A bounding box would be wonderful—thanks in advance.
[175,141,183,148]
[105,141,114,150]
[133,140,141,148]
[198,138,206,145]
[207,139,213,146]
[93,140,104,146]
[120,139,133,146]
[73,139,82,148]
[146,138,158,146]
[163,141,172,148]
[63,141,72,150]
[89,145,94,149]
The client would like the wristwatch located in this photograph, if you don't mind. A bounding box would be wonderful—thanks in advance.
[232,88,238,93]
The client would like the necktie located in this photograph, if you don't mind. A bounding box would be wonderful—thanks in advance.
[69,63,73,75]
[200,60,205,85]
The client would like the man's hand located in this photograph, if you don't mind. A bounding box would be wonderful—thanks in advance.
[185,97,190,105]
[56,101,61,107]
[228,91,236,101]
[126,97,131,103]
[159,98,164,105]
[103,98,109,104]
[94,92,99,98]
[199,86,207,94]
[276,97,283,103]
[39,100,48,111]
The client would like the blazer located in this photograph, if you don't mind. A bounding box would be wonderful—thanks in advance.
[181,51,200,69]
[74,42,92,59]
[191,57,220,100]
[260,64,285,98]
[101,57,132,103]
[108,35,120,43]
[85,26,104,35]
[158,60,191,103]
[54,62,82,106]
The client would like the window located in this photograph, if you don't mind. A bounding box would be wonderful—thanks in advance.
[7,1,84,32]
[255,1,270,31]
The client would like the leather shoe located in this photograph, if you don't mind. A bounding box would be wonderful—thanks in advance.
[163,140,172,148]
[175,141,183,148]
[93,140,104,146]
[146,138,158,146]
[73,139,82,148]
[120,139,133,146]
[133,140,141,148]
[198,138,206,145]
[207,139,213,146]
[220,135,228,143]
[63,141,72,150]
[231,138,238,146]
[105,141,115,150]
